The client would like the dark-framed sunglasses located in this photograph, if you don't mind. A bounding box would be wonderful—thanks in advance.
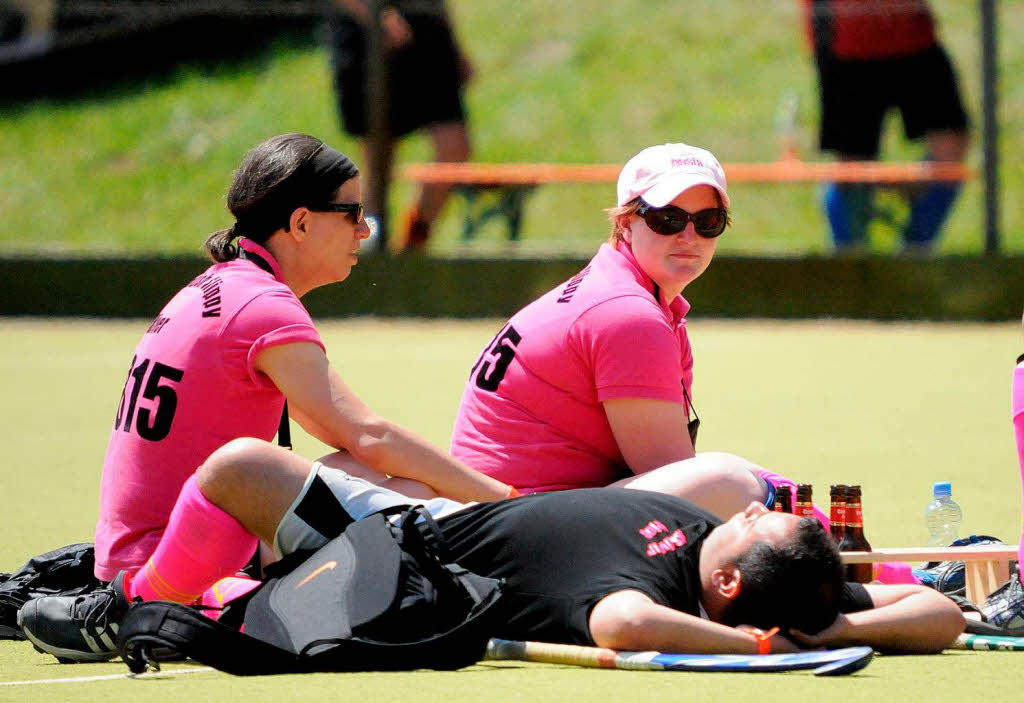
[636,202,728,238]
[308,201,364,223]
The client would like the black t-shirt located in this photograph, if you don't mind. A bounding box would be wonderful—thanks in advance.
[432,488,874,646]
[433,488,716,645]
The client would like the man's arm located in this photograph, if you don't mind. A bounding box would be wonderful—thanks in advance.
[256,342,511,503]
[588,590,800,654]
[790,584,965,653]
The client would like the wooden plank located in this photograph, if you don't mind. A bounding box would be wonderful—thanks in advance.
[839,545,1018,605]
[962,560,1010,606]
[402,160,971,186]
[840,546,1018,563]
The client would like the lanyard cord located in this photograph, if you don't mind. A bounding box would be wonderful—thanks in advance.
[239,248,292,450]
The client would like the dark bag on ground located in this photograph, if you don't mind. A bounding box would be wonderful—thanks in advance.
[914,534,1024,637]
[915,534,1013,598]
[0,543,100,640]
[118,506,504,674]
[973,571,1024,635]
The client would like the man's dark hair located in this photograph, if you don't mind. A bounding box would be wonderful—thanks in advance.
[719,518,844,634]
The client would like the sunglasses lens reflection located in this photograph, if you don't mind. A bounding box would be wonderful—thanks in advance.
[693,210,726,237]
[641,206,726,238]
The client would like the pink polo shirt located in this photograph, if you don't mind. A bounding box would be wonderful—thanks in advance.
[450,242,693,493]
[94,240,324,580]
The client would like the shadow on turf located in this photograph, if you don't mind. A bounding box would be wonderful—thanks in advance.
[0,16,316,110]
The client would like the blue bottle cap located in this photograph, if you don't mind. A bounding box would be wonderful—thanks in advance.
[933,481,952,496]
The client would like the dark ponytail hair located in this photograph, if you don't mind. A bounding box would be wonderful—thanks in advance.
[204,133,358,262]
[204,224,242,263]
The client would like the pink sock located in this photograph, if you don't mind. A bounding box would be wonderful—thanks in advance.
[130,474,258,604]
[754,468,830,531]
[873,562,921,584]
[1013,366,1024,581]
[198,577,263,621]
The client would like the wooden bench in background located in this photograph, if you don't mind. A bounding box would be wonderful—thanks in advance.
[841,544,1018,607]
[402,160,972,242]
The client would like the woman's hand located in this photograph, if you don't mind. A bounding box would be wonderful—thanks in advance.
[381,7,413,49]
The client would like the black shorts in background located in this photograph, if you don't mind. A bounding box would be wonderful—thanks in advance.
[815,44,969,158]
[328,13,466,138]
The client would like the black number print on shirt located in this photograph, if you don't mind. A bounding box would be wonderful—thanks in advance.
[114,355,185,441]
[470,325,522,392]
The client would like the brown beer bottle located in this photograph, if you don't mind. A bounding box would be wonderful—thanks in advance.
[843,485,874,583]
[829,485,848,544]
[774,484,793,513]
[794,484,815,519]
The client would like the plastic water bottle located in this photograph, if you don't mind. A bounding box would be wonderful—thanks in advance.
[924,482,962,547]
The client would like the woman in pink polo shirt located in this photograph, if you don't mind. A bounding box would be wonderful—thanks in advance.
[21,134,514,664]
[94,133,512,583]
[450,143,797,519]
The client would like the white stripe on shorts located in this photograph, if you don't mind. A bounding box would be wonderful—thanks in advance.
[273,462,469,558]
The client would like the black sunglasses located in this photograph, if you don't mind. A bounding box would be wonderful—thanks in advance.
[308,201,364,223]
[636,203,728,238]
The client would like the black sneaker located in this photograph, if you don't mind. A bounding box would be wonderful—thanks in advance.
[981,571,1024,633]
[18,571,132,663]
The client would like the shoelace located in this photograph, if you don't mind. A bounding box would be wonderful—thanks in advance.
[73,589,119,631]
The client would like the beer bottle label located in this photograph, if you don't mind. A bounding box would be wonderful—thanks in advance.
[830,505,846,526]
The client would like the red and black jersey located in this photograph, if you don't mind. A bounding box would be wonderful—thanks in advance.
[804,0,937,60]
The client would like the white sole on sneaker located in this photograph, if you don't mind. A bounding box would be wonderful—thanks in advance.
[20,623,118,664]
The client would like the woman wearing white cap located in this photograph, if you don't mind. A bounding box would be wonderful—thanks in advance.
[449,143,798,519]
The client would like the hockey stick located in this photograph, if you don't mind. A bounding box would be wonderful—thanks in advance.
[953,633,1024,651]
[484,639,874,676]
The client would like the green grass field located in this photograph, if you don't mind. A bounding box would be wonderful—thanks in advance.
[1,1,1022,257]
[2,317,1022,700]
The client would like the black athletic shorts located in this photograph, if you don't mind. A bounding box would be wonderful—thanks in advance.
[328,12,466,138]
[815,44,969,158]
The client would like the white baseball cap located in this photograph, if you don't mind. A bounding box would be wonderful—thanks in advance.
[616,143,730,209]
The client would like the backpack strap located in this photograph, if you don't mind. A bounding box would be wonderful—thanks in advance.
[389,506,495,607]
[118,601,304,676]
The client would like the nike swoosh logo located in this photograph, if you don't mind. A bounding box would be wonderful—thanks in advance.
[295,560,338,589]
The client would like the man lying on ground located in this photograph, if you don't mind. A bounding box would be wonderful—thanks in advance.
[21,438,964,661]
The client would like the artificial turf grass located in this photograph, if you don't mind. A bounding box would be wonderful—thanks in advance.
[3,643,1024,703]
[1,317,1019,569]
[2,317,1023,700]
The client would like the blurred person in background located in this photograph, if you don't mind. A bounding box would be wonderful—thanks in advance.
[803,0,969,253]
[447,143,816,523]
[327,0,473,251]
